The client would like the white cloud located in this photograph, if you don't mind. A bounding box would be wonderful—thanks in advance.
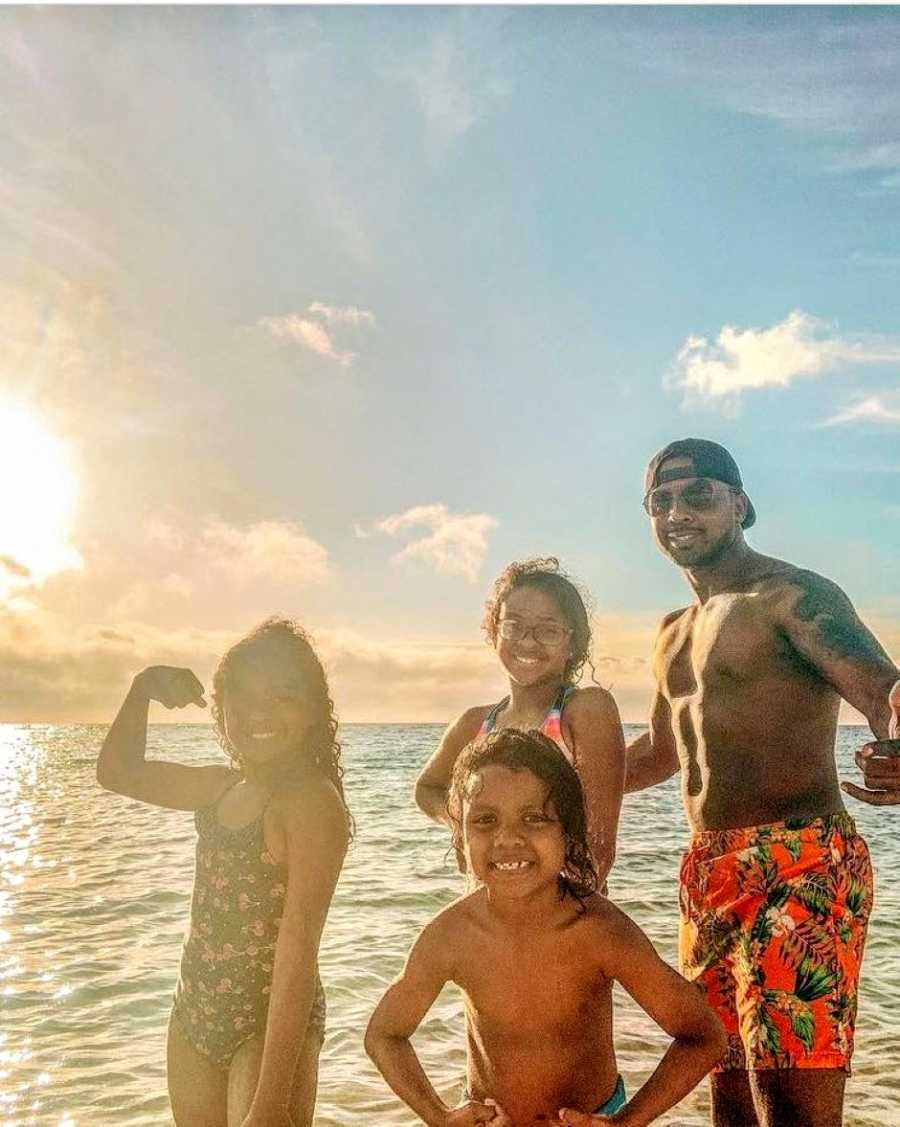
[317,611,658,723]
[307,302,376,327]
[108,510,330,612]
[819,395,900,428]
[850,251,900,269]
[109,573,193,620]
[410,32,478,140]
[258,301,375,368]
[669,310,900,408]
[375,503,497,583]
[0,604,501,724]
[201,518,330,584]
[0,592,887,724]
[612,15,900,177]
[0,602,236,722]
[316,627,500,722]
[832,141,900,175]
[259,314,354,367]
[161,572,193,598]
[0,602,656,723]
[392,14,513,156]
[144,514,185,551]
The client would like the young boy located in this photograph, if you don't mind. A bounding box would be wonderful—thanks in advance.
[366,729,725,1126]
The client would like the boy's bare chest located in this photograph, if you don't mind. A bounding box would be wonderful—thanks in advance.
[658,592,785,697]
[457,935,603,1030]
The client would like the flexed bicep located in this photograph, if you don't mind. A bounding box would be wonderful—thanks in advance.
[97,667,231,810]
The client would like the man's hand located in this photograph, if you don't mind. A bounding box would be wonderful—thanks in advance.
[889,679,900,739]
[444,1098,512,1126]
[842,739,900,806]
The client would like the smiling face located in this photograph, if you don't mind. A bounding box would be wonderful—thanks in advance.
[495,584,572,688]
[648,456,747,570]
[222,635,314,767]
[462,764,566,896]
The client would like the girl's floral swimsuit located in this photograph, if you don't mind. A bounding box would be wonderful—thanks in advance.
[171,792,327,1068]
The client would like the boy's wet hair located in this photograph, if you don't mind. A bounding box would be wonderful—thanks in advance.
[447,728,598,905]
[210,616,351,829]
[482,557,594,684]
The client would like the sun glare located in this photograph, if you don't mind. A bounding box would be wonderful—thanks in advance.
[0,402,82,596]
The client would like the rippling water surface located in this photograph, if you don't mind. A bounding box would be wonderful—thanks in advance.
[1,724,898,1125]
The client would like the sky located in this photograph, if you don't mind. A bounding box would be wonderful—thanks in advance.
[0,5,898,724]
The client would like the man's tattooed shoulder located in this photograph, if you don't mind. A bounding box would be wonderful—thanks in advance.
[790,569,850,622]
[787,569,882,661]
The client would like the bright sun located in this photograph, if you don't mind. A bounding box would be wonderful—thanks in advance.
[0,401,82,595]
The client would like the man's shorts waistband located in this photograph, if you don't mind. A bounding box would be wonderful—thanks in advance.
[688,812,858,854]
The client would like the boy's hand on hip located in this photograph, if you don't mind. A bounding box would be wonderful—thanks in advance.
[445,1098,511,1125]
[483,1099,513,1126]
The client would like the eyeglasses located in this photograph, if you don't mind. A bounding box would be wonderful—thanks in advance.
[497,619,571,647]
[643,478,738,517]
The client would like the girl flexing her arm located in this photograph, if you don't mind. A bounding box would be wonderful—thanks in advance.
[416,559,625,888]
[97,618,350,1127]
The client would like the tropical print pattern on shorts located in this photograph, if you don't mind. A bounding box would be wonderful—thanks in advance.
[679,814,873,1072]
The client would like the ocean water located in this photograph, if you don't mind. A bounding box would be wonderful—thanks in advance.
[1,723,898,1127]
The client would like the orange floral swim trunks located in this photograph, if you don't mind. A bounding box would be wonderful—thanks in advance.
[679,814,873,1072]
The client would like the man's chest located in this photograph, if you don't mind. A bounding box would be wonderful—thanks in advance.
[656,593,786,696]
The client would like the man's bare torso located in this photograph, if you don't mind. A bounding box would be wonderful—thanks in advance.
[656,559,846,831]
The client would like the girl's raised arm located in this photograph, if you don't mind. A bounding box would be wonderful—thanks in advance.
[97,666,233,810]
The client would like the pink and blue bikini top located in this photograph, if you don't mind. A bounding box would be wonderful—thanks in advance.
[478,684,576,764]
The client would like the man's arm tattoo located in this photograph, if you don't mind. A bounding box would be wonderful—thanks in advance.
[791,571,890,663]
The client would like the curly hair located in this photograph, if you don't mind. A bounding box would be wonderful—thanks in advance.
[482,557,594,684]
[210,617,351,829]
[447,728,598,906]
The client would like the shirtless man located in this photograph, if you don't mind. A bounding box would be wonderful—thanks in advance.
[627,438,900,1127]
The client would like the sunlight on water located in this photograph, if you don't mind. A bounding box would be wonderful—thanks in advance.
[0,724,897,1126]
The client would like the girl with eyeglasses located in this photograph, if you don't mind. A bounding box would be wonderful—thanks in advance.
[415,558,625,889]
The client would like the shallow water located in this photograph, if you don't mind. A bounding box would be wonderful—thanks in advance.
[1,723,897,1125]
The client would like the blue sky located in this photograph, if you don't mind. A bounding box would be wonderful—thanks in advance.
[1,6,898,721]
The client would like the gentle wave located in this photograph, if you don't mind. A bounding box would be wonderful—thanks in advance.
[1,724,898,1125]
